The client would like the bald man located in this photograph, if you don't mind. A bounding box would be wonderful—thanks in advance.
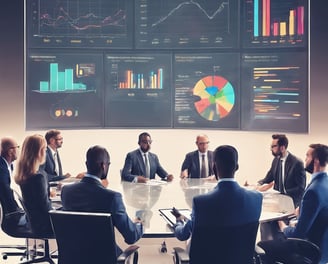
[180,134,215,179]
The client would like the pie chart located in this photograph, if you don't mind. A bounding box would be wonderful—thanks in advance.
[193,75,235,121]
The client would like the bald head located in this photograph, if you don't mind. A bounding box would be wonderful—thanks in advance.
[196,134,210,153]
[1,137,19,163]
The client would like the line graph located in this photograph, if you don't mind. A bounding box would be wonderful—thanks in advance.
[135,0,238,49]
[27,0,133,48]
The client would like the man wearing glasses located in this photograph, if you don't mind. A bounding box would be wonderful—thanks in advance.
[40,129,71,183]
[180,134,215,179]
[257,134,306,208]
[257,134,306,241]
[121,132,173,183]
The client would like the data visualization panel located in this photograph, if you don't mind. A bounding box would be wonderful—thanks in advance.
[174,53,239,129]
[26,0,133,48]
[242,0,308,48]
[135,0,239,49]
[26,52,104,129]
[104,54,172,127]
[241,52,308,132]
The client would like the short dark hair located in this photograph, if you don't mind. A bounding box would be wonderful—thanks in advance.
[86,145,110,175]
[45,129,61,144]
[272,134,288,148]
[309,144,328,167]
[214,145,238,178]
[138,132,151,144]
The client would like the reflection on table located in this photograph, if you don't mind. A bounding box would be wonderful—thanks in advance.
[118,179,295,238]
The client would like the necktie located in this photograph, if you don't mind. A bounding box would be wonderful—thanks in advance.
[54,152,59,175]
[144,153,150,178]
[201,154,206,178]
[277,159,284,193]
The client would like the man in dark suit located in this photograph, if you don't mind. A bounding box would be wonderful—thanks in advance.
[180,134,214,179]
[257,134,306,208]
[61,145,143,256]
[121,132,173,183]
[40,129,71,183]
[174,145,263,259]
[260,144,328,264]
[0,137,27,231]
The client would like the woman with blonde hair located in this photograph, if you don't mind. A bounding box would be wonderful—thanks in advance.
[15,134,54,237]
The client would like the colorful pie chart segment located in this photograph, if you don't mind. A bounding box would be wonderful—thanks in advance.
[193,75,235,121]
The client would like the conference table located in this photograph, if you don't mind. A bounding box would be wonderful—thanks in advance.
[111,178,295,238]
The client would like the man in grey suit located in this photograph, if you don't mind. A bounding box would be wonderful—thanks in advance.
[61,145,143,256]
[180,134,215,179]
[121,132,173,183]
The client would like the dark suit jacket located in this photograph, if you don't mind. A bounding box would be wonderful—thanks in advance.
[283,172,328,264]
[0,157,25,230]
[39,147,65,182]
[175,180,262,241]
[181,150,214,178]
[61,176,143,254]
[121,149,168,182]
[19,172,53,237]
[259,152,306,207]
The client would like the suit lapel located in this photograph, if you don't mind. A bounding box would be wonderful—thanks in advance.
[137,150,146,175]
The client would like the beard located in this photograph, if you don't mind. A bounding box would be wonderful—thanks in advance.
[271,150,281,157]
[305,159,314,174]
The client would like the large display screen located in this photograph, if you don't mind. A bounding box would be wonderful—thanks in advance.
[104,54,172,127]
[241,52,308,132]
[26,0,133,48]
[135,0,239,49]
[26,51,104,129]
[25,0,309,132]
[174,53,240,129]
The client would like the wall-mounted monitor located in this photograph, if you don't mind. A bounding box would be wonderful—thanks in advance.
[26,0,133,48]
[241,52,308,132]
[174,53,240,129]
[104,53,172,127]
[242,0,308,48]
[26,51,104,129]
[135,0,239,49]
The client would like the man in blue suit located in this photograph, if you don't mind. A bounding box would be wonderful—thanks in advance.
[174,145,263,262]
[121,132,173,183]
[180,134,215,179]
[0,137,27,231]
[61,145,143,256]
[40,129,71,183]
[276,143,328,264]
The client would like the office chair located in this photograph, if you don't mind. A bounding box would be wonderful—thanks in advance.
[49,210,139,264]
[13,190,56,264]
[0,202,30,261]
[257,238,321,264]
[173,221,259,264]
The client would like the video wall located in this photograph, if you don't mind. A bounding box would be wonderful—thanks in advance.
[25,0,309,132]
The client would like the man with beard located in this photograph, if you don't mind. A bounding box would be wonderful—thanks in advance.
[257,134,306,241]
[61,145,143,257]
[257,134,306,208]
[259,144,328,264]
[121,132,173,183]
[40,129,71,183]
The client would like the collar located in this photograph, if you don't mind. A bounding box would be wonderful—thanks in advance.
[1,156,11,171]
[198,151,207,157]
[84,173,102,183]
[48,146,57,156]
[218,178,236,183]
[280,151,289,161]
[310,171,326,182]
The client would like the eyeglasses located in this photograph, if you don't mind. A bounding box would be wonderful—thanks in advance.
[9,145,20,149]
[271,144,278,148]
[197,142,209,145]
[141,140,152,144]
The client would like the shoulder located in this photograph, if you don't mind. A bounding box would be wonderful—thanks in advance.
[287,152,303,164]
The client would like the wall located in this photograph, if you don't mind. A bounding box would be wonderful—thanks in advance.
[0,1,327,187]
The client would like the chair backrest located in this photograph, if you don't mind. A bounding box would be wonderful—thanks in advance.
[189,221,259,264]
[49,210,117,264]
[258,238,321,264]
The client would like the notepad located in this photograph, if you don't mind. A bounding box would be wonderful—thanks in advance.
[159,208,192,227]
